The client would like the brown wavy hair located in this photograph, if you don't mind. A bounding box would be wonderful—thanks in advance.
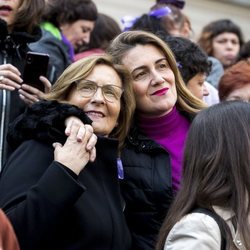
[107,30,206,115]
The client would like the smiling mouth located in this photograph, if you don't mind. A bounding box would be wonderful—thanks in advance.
[151,87,169,96]
[0,5,12,13]
[85,111,105,118]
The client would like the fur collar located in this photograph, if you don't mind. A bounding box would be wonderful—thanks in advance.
[7,100,92,150]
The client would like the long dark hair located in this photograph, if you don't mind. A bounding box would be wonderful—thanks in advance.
[156,101,250,250]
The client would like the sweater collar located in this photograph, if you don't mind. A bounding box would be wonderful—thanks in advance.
[137,106,185,138]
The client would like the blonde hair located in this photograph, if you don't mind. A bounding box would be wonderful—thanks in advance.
[107,30,206,114]
[45,54,135,151]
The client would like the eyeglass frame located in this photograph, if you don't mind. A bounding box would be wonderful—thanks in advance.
[74,79,124,103]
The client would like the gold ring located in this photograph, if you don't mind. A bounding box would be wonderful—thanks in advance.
[0,75,4,81]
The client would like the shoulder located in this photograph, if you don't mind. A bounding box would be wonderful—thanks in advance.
[165,213,221,250]
[29,29,71,64]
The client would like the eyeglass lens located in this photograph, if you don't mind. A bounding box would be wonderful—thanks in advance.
[77,80,123,102]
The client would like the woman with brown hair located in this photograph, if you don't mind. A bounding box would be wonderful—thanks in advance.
[105,30,205,249]
[156,101,250,250]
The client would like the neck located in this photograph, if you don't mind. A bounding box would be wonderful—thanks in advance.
[137,107,183,139]
[137,107,174,120]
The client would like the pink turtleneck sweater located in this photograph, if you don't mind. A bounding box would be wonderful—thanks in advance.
[137,107,190,191]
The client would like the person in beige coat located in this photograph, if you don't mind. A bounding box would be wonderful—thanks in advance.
[156,101,250,250]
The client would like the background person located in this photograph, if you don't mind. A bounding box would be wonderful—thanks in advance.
[163,36,211,101]
[198,19,244,69]
[0,55,135,250]
[74,13,121,61]
[218,59,250,102]
[30,0,98,81]
[156,101,250,250]
[150,2,192,39]
[0,0,51,170]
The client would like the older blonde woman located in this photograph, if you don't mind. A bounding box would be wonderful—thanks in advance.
[0,55,135,250]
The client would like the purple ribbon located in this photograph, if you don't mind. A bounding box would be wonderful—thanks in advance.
[117,158,124,179]
[158,0,185,9]
[121,16,139,31]
[149,6,172,18]
[177,62,182,68]
[121,6,172,31]
[61,33,74,61]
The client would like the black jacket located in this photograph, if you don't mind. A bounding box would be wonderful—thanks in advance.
[0,101,131,250]
[0,19,42,169]
[120,125,174,250]
[121,110,194,250]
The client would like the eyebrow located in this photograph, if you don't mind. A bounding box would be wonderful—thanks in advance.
[131,58,167,74]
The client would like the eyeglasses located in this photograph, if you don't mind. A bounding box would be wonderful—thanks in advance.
[75,80,124,103]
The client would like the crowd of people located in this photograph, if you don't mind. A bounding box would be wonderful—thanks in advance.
[0,0,249,249]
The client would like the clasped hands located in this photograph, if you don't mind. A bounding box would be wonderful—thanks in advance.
[53,118,97,175]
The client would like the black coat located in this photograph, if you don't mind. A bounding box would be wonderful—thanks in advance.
[0,101,131,250]
[120,126,174,250]
[0,19,42,168]
[120,110,194,250]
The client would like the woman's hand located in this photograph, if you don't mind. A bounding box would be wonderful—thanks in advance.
[53,123,97,175]
[18,76,52,105]
[0,64,23,91]
[65,116,96,162]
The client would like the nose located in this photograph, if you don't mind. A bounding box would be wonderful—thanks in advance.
[91,87,105,103]
[82,32,91,45]
[150,69,165,85]
[203,83,209,97]
[225,41,234,50]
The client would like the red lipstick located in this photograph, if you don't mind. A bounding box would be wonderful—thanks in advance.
[151,87,169,96]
